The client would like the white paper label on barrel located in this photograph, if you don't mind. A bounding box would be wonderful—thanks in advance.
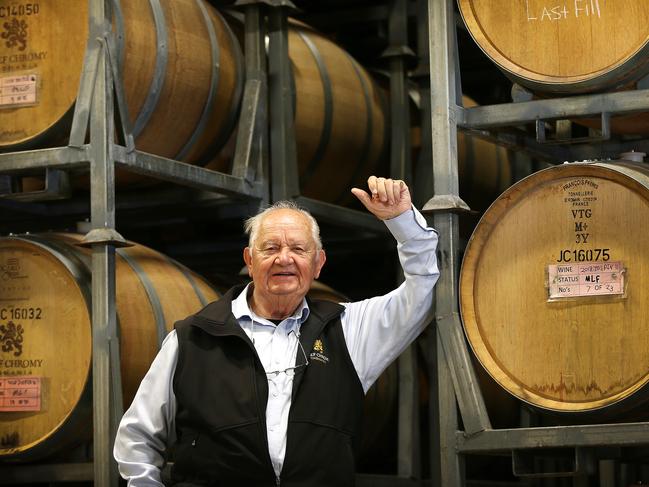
[0,376,41,412]
[0,74,37,108]
[548,261,625,299]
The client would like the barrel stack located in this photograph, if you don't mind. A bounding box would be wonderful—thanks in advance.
[0,234,219,460]
[458,0,649,134]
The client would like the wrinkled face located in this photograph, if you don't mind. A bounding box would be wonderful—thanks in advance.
[244,209,326,301]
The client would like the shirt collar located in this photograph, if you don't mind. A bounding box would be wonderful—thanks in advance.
[232,283,311,331]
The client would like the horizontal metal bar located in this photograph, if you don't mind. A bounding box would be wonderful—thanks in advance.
[457,422,649,453]
[466,130,649,164]
[1,169,72,202]
[0,462,93,483]
[459,89,649,129]
[463,128,572,164]
[0,146,91,173]
[114,147,265,199]
[296,196,388,234]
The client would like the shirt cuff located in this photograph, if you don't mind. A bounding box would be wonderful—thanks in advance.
[383,206,436,243]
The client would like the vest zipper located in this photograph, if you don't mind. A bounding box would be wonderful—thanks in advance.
[244,341,278,484]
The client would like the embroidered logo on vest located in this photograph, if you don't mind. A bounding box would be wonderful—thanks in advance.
[310,339,329,364]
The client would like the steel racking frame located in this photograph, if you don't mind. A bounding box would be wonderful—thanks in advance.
[0,0,427,485]
[425,0,649,486]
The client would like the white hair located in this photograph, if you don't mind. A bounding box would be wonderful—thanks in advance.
[244,200,323,251]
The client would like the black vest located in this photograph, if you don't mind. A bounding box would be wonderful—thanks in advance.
[171,286,365,487]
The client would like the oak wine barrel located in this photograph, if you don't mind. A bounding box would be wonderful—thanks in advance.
[460,160,649,415]
[0,233,219,460]
[458,0,649,135]
[458,0,649,95]
[0,0,243,164]
[209,19,388,205]
[291,23,388,205]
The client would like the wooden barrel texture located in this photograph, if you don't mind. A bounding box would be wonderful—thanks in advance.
[0,233,218,460]
[458,0,649,95]
[458,0,649,135]
[290,23,388,205]
[460,161,649,415]
[0,0,243,164]
[208,20,388,205]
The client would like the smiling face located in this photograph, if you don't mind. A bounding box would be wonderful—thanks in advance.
[243,208,326,318]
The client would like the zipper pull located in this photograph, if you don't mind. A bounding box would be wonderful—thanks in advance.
[191,439,196,447]
[275,476,281,486]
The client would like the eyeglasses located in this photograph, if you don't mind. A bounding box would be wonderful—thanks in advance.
[265,333,310,378]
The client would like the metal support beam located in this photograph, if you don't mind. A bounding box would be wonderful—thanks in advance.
[232,2,269,202]
[384,2,420,478]
[410,0,434,209]
[397,344,421,479]
[385,0,414,186]
[427,0,492,484]
[114,148,265,199]
[458,423,649,454]
[0,169,71,202]
[0,147,90,172]
[267,2,300,201]
[427,0,490,429]
[87,2,123,485]
[459,89,649,129]
[462,128,570,165]
[437,333,466,487]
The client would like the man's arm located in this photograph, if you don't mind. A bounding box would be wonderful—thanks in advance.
[344,177,439,392]
[114,331,178,486]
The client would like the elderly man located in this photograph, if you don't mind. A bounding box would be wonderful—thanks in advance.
[114,176,439,487]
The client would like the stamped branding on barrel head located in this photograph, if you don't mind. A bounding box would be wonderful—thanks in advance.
[1,17,27,51]
[554,178,611,265]
[0,257,20,280]
[0,321,23,357]
[0,256,31,295]
[0,6,49,76]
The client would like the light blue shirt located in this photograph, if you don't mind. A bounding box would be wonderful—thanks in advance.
[114,207,439,485]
